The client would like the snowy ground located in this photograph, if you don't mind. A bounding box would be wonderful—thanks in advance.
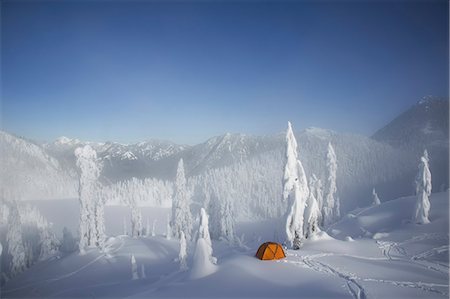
[3,191,449,298]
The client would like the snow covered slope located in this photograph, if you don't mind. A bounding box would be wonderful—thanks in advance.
[372,96,449,192]
[0,131,77,200]
[4,191,448,298]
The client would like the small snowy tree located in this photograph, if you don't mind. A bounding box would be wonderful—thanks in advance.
[60,227,77,254]
[130,205,142,238]
[145,218,150,237]
[179,231,188,271]
[94,190,106,250]
[372,188,381,206]
[323,142,338,227]
[304,176,322,239]
[171,159,193,240]
[152,219,157,237]
[140,264,146,279]
[413,150,432,224]
[131,254,138,280]
[166,214,171,240]
[75,145,101,253]
[38,224,59,260]
[190,208,217,279]
[197,208,216,264]
[6,201,26,277]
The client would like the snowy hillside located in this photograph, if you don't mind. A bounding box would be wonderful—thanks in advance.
[372,96,449,192]
[0,131,77,200]
[3,191,448,298]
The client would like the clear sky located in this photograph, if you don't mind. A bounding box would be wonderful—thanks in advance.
[1,0,448,145]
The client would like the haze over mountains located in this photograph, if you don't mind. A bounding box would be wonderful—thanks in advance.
[1,97,448,214]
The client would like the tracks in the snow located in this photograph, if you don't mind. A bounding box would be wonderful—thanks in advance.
[286,253,366,299]
[285,247,449,299]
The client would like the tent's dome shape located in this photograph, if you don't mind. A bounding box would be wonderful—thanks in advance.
[255,242,286,260]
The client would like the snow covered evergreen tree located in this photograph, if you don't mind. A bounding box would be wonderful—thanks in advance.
[414,150,432,224]
[94,197,106,250]
[166,215,171,240]
[75,145,102,253]
[130,205,142,238]
[152,219,157,237]
[131,254,138,280]
[372,188,381,205]
[283,121,299,202]
[179,231,188,271]
[140,265,146,279]
[60,227,77,254]
[283,122,309,249]
[197,208,216,264]
[190,208,217,279]
[145,218,150,237]
[323,142,338,227]
[6,201,26,277]
[171,159,193,240]
[304,176,322,239]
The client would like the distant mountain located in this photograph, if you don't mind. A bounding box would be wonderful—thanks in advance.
[44,138,189,182]
[0,131,77,200]
[372,96,449,192]
[372,96,449,149]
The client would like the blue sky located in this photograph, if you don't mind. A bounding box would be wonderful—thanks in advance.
[1,0,448,145]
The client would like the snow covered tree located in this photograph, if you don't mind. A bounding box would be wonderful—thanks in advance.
[283,121,299,202]
[93,187,106,250]
[372,188,381,206]
[414,150,432,224]
[75,145,102,253]
[6,201,26,277]
[304,176,322,239]
[190,208,217,279]
[171,159,193,240]
[140,265,146,279]
[283,122,309,249]
[179,231,188,271]
[310,175,324,212]
[323,142,338,227]
[38,224,59,260]
[152,219,157,237]
[131,254,138,280]
[145,218,150,237]
[130,205,142,238]
[209,192,235,243]
[166,214,171,240]
[197,208,216,264]
[60,227,77,254]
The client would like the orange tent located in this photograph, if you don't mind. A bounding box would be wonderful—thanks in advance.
[255,242,286,260]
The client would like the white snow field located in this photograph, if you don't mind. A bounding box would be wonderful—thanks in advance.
[2,191,448,298]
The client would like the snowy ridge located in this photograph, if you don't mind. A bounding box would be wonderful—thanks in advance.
[0,131,77,200]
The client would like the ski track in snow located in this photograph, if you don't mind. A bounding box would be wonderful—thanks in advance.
[376,238,449,276]
[3,236,125,296]
[285,248,449,299]
[284,253,366,299]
